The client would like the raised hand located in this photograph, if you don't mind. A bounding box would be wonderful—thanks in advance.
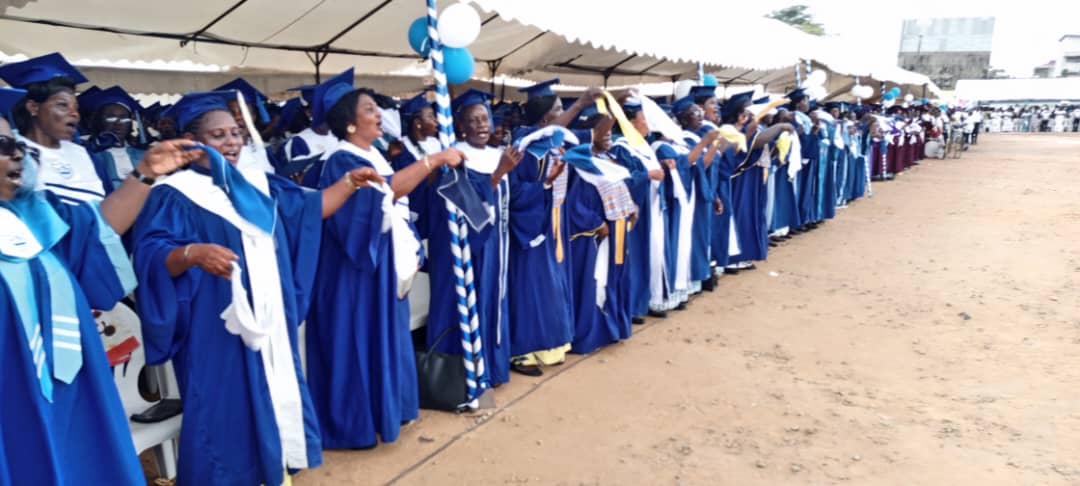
[137,139,203,178]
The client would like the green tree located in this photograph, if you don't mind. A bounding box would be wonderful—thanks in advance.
[767,5,825,36]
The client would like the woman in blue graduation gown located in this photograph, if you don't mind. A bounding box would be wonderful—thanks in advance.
[564,121,637,353]
[608,97,667,322]
[420,89,539,387]
[676,95,724,293]
[506,78,591,375]
[133,90,385,485]
[305,75,466,448]
[81,86,147,194]
[0,97,197,485]
[729,107,797,266]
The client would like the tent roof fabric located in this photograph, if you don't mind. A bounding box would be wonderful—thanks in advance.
[0,0,939,95]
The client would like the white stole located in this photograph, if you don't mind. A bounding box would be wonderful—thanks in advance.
[612,138,666,308]
[335,141,420,298]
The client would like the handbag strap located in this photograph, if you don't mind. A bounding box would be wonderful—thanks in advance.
[424,325,459,354]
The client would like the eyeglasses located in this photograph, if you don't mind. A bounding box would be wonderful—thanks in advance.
[103,116,133,124]
[0,135,27,158]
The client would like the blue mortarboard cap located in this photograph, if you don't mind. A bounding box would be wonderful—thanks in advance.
[0,52,88,88]
[400,91,433,118]
[721,90,754,122]
[809,100,819,111]
[786,88,807,104]
[81,85,140,114]
[451,88,493,114]
[672,95,696,115]
[311,68,355,128]
[658,103,673,115]
[77,86,101,104]
[287,84,318,105]
[753,95,770,105]
[0,87,28,116]
[517,78,560,100]
[216,77,270,123]
[690,85,717,102]
[560,97,577,109]
[168,91,234,132]
[570,103,600,130]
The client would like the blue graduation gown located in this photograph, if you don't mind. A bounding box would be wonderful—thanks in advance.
[1,194,143,486]
[91,146,146,194]
[133,169,323,485]
[710,148,739,269]
[608,142,653,318]
[566,169,631,354]
[771,158,801,232]
[818,126,836,220]
[654,141,691,294]
[305,149,419,448]
[422,151,543,386]
[507,150,573,356]
[796,128,820,225]
[730,142,769,264]
[687,130,714,283]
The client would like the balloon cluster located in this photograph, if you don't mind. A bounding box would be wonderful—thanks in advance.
[849,84,874,100]
[407,3,481,84]
[881,86,902,101]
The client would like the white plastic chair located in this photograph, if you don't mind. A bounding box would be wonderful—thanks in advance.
[100,303,182,479]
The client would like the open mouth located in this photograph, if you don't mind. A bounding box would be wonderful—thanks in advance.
[221,149,240,162]
[5,167,22,187]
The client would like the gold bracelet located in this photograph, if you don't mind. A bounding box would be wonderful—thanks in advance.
[422,156,433,173]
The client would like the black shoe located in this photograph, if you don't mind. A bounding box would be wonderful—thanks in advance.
[648,310,668,318]
[632,316,646,325]
[702,277,716,292]
[724,267,740,275]
[769,241,778,248]
[511,362,543,377]
[675,302,688,311]
[741,263,757,271]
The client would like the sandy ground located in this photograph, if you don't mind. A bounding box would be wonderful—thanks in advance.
[292,133,1080,486]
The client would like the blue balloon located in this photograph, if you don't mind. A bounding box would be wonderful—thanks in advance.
[443,47,474,84]
[702,74,718,87]
[883,92,896,101]
[408,17,430,56]
[888,87,901,97]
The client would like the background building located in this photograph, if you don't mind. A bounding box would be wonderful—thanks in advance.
[1053,35,1080,77]
[897,17,995,89]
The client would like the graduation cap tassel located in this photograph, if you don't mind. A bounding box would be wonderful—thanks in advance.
[426,0,487,410]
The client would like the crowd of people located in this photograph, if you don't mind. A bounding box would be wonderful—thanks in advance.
[978,103,1080,133]
[1,51,955,486]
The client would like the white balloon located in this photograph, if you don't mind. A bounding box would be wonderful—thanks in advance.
[904,93,915,102]
[674,79,696,99]
[806,69,827,88]
[438,3,481,48]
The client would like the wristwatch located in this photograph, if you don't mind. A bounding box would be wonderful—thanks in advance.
[130,167,156,186]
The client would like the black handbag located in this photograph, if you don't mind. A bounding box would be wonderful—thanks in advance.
[415,326,469,412]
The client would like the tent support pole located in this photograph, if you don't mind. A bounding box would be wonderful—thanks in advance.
[180,0,248,47]
[487,60,502,96]
[306,50,330,83]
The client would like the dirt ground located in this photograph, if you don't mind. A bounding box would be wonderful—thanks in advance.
[294,133,1080,486]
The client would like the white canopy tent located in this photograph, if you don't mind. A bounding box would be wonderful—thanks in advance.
[0,0,805,89]
[0,0,939,102]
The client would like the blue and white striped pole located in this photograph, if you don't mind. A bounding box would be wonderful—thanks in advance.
[697,62,704,83]
[795,62,802,88]
[425,0,487,409]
